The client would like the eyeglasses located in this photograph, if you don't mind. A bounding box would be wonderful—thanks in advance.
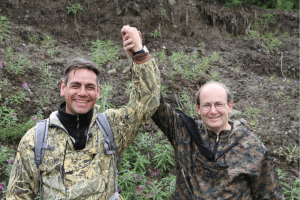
[200,102,226,111]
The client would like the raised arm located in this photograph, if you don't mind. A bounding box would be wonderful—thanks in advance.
[104,25,161,156]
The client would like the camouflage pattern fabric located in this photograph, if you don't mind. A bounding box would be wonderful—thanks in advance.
[151,97,284,200]
[6,58,161,200]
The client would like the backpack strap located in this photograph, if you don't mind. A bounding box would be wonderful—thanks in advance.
[96,113,119,200]
[35,118,54,199]
[216,129,248,161]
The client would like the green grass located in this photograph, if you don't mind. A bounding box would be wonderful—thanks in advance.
[90,39,119,68]
[118,130,175,199]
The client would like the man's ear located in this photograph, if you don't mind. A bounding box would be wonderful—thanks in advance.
[96,84,101,99]
[227,100,234,113]
[60,81,66,96]
[196,104,201,115]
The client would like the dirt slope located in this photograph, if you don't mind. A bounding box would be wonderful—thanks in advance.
[0,0,299,198]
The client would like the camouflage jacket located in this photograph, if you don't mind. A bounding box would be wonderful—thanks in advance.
[152,96,284,200]
[7,58,161,200]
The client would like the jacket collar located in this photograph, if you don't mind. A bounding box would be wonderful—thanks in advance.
[48,103,102,130]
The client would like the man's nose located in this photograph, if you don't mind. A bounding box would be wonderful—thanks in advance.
[209,105,218,113]
[78,86,88,96]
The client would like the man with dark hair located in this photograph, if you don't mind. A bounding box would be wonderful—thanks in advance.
[7,25,161,200]
[152,81,284,199]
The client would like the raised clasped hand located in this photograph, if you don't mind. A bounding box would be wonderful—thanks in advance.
[121,25,143,57]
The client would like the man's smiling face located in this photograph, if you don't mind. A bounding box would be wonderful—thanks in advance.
[60,68,100,115]
[196,83,233,134]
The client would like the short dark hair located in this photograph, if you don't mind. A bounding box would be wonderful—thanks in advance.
[62,58,101,86]
[195,81,233,106]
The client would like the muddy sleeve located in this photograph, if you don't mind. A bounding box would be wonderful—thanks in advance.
[251,151,285,200]
[151,94,178,145]
[6,128,40,200]
[104,57,160,156]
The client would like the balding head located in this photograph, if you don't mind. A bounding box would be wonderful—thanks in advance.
[195,82,233,106]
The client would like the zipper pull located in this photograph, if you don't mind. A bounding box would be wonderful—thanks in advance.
[216,134,219,143]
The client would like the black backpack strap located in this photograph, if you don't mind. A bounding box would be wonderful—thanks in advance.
[96,113,119,200]
[35,118,54,199]
[216,129,248,161]
[175,109,215,161]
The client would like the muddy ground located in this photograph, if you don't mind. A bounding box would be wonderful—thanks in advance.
[0,0,299,199]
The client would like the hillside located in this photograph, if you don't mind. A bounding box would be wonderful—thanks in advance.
[0,0,299,199]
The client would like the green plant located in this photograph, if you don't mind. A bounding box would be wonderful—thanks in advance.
[273,144,299,163]
[135,132,154,153]
[234,66,240,74]
[66,2,84,40]
[0,16,11,43]
[269,74,275,82]
[159,8,166,17]
[276,0,296,10]
[259,13,276,33]
[90,39,119,67]
[167,51,220,82]
[177,90,197,118]
[147,180,170,200]
[96,83,115,113]
[29,36,38,44]
[41,35,54,49]
[38,93,51,107]
[4,90,26,105]
[124,81,132,97]
[262,37,283,54]
[150,29,162,39]
[0,105,18,127]
[117,131,176,200]
[276,91,283,98]
[243,106,260,119]
[25,10,30,18]
[82,38,89,46]
[157,49,167,61]
[282,32,289,38]
[276,168,299,200]
[198,42,205,54]
[133,152,151,173]
[39,62,56,90]
[161,85,170,98]
[0,146,14,167]
[209,71,219,81]
[151,139,175,175]
[66,2,84,15]
[284,65,296,76]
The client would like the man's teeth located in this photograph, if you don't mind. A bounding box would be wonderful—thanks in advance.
[76,100,89,103]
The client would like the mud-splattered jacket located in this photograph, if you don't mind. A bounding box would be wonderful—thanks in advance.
[152,96,284,200]
[6,58,161,200]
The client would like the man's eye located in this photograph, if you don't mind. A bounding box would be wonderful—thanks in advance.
[203,105,210,108]
[216,103,224,107]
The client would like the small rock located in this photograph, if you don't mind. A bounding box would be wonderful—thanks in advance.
[122,66,131,73]
[168,0,176,5]
[108,68,117,74]
[25,97,30,102]
[229,109,241,118]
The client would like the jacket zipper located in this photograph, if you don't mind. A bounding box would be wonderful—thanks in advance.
[213,134,220,161]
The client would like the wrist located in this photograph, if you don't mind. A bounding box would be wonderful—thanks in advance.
[133,46,148,56]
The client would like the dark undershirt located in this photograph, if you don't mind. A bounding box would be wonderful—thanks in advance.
[57,102,93,150]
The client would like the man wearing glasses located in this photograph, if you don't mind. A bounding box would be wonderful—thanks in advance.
[152,82,284,199]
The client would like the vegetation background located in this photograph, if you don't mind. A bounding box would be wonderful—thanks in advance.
[0,0,299,199]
